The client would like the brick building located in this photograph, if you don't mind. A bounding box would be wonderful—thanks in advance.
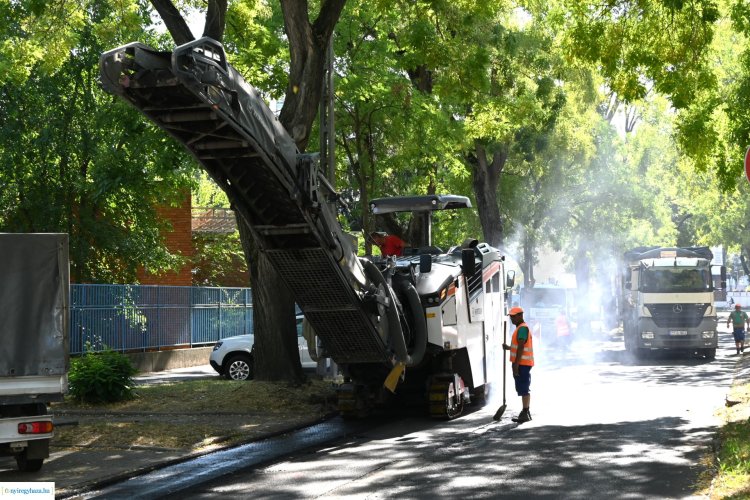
[135,195,249,287]
[136,193,194,286]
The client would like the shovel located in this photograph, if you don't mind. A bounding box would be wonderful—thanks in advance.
[493,321,507,421]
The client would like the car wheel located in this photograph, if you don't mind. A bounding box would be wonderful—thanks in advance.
[225,353,253,381]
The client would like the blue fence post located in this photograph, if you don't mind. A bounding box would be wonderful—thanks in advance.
[218,293,223,340]
[120,286,126,353]
[243,288,248,336]
[156,286,161,352]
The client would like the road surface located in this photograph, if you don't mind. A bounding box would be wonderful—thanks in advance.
[85,331,738,499]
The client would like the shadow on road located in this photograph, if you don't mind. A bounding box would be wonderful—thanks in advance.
[177,414,712,500]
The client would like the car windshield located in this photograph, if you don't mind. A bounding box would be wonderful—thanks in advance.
[640,267,712,293]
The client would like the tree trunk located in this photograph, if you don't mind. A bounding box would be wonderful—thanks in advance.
[469,142,506,248]
[574,239,592,336]
[235,213,305,383]
[203,0,227,41]
[150,0,195,45]
[152,0,345,383]
[522,232,536,289]
[278,0,346,150]
[247,0,345,382]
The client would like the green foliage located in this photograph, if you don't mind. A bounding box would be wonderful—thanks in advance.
[68,348,138,404]
[225,0,287,97]
[563,0,718,108]
[192,232,249,286]
[3,0,748,298]
[191,171,247,286]
[0,2,196,282]
[718,420,750,474]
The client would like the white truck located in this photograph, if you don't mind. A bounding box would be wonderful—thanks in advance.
[621,246,724,359]
[0,234,69,471]
[520,284,576,342]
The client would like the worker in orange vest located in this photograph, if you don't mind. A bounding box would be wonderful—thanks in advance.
[503,306,535,424]
[555,310,571,350]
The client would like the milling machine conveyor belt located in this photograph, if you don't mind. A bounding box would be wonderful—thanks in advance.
[100,38,390,364]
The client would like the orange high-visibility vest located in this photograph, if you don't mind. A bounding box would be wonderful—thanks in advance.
[510,322,534,366]
[556,314,570,337]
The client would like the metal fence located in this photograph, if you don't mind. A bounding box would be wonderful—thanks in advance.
[70,284,253,355]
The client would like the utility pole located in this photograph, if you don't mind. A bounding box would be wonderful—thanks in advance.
[319,39,335,183]
[317,38,338,379]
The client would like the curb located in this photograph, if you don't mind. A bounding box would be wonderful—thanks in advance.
[56,410,339,498]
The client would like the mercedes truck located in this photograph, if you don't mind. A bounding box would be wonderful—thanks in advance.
[621,246,724,359]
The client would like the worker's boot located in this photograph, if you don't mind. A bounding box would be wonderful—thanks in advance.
[512,409,532,424]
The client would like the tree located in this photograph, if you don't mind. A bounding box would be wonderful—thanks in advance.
[151,0,345,382]
[191,172,248,286]
[563,0,719,107]
[331,3,469,251]
[0,1,194,283]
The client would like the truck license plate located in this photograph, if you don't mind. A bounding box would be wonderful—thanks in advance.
[669,330,688,336]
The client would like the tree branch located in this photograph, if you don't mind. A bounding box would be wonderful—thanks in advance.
[313,0,347,44]
[203,0,228,41]
[150,0,194,45]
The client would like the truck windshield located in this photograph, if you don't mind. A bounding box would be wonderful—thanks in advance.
[640,267,712,293]
[522,288,567,307]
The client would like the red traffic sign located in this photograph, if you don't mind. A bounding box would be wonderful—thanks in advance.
[746,146,750,184]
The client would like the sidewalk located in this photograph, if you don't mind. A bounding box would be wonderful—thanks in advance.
[0,365,329,498]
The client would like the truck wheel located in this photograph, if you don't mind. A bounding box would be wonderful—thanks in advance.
[623,332,634,352]
[634,348,649,360]
[225,354,253,381]
[15,450,43,472]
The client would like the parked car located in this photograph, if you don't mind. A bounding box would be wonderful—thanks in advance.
[209,315,317,380]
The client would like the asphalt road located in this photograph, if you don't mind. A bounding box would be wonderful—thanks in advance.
[83,329,739,500]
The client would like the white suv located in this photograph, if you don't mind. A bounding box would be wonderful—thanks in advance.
[209,315,317,380]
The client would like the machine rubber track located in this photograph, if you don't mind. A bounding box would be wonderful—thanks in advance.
[428,374,465,419]
[99,38,390,364]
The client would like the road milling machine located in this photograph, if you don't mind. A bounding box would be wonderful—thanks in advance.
[100,38,514,419]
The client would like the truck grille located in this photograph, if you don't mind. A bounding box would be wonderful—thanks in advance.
[645,303,708,329]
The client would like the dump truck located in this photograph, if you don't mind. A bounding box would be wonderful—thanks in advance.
[99,38,515,418]
[621,246,724,359]
[0,234,69,471]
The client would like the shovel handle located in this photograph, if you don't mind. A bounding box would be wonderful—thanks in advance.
[502,320,507,404]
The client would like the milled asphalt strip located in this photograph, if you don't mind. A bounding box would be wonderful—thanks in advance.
[71,410,516,500]
[73,419,368,500]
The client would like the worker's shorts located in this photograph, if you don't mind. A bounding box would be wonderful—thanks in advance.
[513,365,532,396]
[733,327,746,342]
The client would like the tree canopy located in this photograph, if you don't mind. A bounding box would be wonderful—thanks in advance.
[6,0,750,377]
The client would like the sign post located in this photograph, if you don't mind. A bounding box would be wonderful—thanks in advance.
[745,146,750,184]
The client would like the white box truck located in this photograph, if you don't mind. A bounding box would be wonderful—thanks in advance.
[0,234,69,471]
